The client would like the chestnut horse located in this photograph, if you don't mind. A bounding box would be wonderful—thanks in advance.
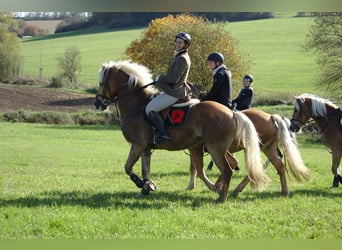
[94,60,270,202]
[290,93,342,187]
[188,108,311,196]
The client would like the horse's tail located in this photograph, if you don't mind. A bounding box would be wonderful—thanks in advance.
[271,114,311,182]
[234,112,271,190]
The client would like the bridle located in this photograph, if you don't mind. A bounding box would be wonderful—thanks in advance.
[95,73,156,128]
[290,99,306,128]
[95,66,156,108]
[290,98,329,134]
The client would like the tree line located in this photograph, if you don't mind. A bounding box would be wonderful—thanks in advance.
[54,12,274,33]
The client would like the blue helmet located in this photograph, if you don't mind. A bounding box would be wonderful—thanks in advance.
[175,32,191,45]
[243,74,254,83]
[207,52,224,64]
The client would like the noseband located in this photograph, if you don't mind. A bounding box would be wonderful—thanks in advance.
[290,100,306,127]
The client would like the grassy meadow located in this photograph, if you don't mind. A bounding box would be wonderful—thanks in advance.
[1,16,341,240]
[0,122,341,239]
[20,16,329,100]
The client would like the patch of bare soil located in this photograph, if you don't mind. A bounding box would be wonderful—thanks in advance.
[0,83,96,112]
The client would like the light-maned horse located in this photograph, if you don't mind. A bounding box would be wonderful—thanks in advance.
[290,93,342,187]
[94,60,270,202]
[188,108,311,196]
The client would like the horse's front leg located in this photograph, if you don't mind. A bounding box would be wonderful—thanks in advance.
[125,145,147,191]
[331,150,342,187]
[188,146,216,191]
[140,148,157,195]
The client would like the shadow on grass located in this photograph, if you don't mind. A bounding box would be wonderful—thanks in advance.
[0,190,215,209]
[233,187,342,201]
[1,187,341,210]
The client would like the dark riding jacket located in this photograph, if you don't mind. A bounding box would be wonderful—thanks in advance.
[201,65,232,109]
[156,49,191,99]
[232,86,253,110]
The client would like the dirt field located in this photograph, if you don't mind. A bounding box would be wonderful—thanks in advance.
[0,83,95,112]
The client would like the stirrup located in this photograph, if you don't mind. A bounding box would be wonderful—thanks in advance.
[153,134,171,144]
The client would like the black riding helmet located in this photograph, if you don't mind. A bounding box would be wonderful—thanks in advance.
[243,74,254,83]
[175,32,191,45]
[207,52,224,64]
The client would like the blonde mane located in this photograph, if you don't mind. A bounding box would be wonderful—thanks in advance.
[297,93,338,117]
[99,60,154,89]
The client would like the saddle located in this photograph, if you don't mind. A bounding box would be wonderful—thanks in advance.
[163,98,200,126]
[144,98,200,126]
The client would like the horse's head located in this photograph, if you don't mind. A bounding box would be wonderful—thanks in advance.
[95,63,119,110]
[95,61,154,110]
[290,95,313,132]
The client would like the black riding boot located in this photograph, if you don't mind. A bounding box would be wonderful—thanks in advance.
[147,111,171,143]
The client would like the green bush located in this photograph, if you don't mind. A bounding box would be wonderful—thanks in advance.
[49,75,64,88]
[125,14,249,93]
[1,110,118,126]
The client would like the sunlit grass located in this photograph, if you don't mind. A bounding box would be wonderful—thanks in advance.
[0,122,340,239]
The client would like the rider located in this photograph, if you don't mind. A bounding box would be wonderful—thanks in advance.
[201,52,239,171]
[232,74,254,111]
[200,52,233,109]
[145,32,192,144]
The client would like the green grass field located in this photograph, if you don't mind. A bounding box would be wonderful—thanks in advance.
[0,122,341,239]
[3,16,341,240]
[20,16,328,99]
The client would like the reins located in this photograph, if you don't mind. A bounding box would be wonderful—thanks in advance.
[112,81,156,128]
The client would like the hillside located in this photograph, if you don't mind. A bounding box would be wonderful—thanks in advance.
[20,17,326,98]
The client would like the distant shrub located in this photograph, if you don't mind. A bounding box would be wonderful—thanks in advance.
[253,92,294,106]
[1,110,118,125]
[2,111,75,125]
[3,75,49,86]
[23,24,44,36]
[49,75,64,88]
[56,46,82,88]
[125,14,249,93]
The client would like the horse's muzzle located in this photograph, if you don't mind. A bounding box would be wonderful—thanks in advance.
[289,120,300,132]
[95,94,111,110]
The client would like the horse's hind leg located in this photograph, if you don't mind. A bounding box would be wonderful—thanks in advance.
[263,146,288,196]
[209,149,233,202]
[233,176,250,196]
[188,146,216,191]
[331,149,342,187]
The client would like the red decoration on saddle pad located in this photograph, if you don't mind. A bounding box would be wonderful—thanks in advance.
[171,109,185,124]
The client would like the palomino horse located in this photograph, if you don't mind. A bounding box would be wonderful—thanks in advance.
[188,108,311,196]
[290,93,342,187]
[94,60,270,202]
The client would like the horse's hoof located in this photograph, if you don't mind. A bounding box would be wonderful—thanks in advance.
[144,180,157,192]
[332,176,340,187]
[214,197,226,203]
[338,175,342,184]
[232,191,241,197]
[280,191,289,196]
[208,185,216,192]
